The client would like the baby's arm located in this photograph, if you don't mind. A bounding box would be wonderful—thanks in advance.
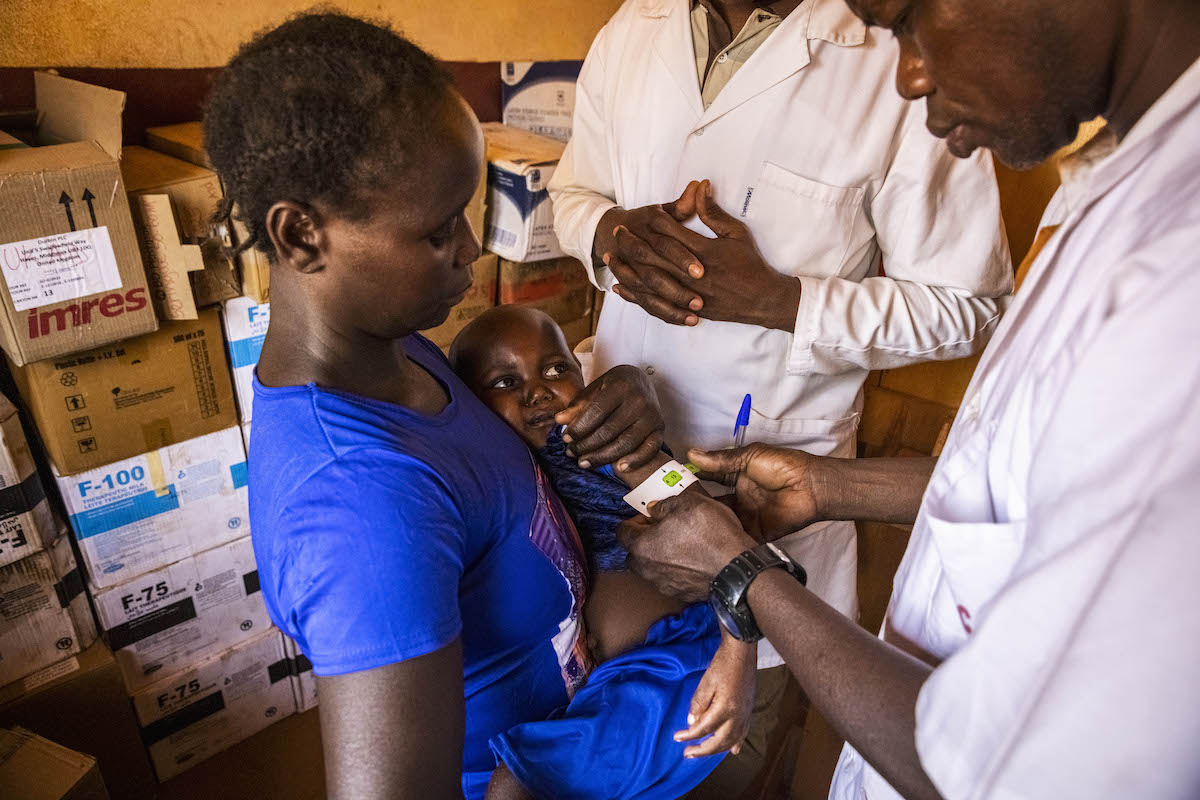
[673,628,757,757]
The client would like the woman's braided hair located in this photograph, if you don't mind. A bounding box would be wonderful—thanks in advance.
[204,11,452,260]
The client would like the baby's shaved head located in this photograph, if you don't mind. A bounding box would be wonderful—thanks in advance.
[449,305,585,448]
[450,305,567,381]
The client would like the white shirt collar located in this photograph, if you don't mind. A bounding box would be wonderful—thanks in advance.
[1058,56,1200,215]
[639,0,865,46]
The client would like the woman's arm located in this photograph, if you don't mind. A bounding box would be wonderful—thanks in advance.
[318,640,466,799]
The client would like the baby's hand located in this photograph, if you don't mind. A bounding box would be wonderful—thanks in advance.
[673,631,757,758]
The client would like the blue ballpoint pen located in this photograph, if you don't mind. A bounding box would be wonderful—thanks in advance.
[723,394,752,486]
[733,393,752,449]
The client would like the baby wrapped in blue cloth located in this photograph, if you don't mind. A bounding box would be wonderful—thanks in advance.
[451,306,757,800]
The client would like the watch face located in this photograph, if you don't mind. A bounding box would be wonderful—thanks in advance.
[709,594,745,641]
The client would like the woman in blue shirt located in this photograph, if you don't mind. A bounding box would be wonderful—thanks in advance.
[204,14,666,799]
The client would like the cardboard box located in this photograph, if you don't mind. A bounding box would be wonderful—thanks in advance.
[0,394,57,569]
[560,314,593,351]
[501,61,583,143]
[132,630,295,781]
[144,123,211,169]
[0,643,157,800]
[221,297,269,423]
[282,636,317,713]
[421,253,498,351]
[482,123,565,263]
[57,426,249,589]
[130,194,206,321]
[10,308,237,476]
[228,220,272,305]
[91,536,270,693]
[240,421,251,457]
[0,529,97,689]
[0,130,30,150]
[498,255,588,305]
[0,76,157,367]
[144,123,274,305]
[0,727,109,800]
[514,285,595,328]
[121,146,239,311]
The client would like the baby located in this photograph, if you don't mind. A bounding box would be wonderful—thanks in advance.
[451,305,756,800]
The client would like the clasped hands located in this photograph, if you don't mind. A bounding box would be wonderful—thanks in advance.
[594,180,802,333]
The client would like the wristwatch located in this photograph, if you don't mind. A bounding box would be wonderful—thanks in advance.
[709,542,807,642]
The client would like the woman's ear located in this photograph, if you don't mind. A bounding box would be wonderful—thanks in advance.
[266,201,325,274]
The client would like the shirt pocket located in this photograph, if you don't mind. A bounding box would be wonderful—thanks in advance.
[742,407,860,458]
[745,162,865,279]
[923,513,1024,643]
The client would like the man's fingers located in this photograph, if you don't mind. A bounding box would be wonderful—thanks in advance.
[614,431,666,473]
[613,225,686,277]
[614,283,699,326]
[682,719,739,757]
[645,229,706,282]
[645,493,690,521]
[687,681,714,725]
[698,180,749,240]
[632,248,703,310]
[687,447,753,481]
[674,697,723,742]
[647,211,714,258]
[663,180,702,220]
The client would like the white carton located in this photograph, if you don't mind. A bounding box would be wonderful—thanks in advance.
[482,123,566,263]
[132,629,295,781]
[57,427,249,589]
[240,421,251,456]
[501,60,583,143]
[90,536,271,692]
[221,297,269,423]
[0,395,57,569]
[282,635,317,713]
[0,528,98,688]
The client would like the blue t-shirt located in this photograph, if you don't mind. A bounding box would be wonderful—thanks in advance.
[248,334,590,798]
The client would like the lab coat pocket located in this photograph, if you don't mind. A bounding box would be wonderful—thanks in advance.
[742,407,859,458]
[924,513,1025,640]
[746,162,865,279]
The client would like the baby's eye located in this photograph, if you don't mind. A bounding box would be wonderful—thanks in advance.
[545,363,571,378]
[489,376,516,390]
[429,217,458,247]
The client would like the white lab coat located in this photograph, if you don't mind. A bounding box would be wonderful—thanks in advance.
[550,0,1012,663]
[832,58,1200,800]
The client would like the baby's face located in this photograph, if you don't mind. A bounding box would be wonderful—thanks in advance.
[465,318,585,448]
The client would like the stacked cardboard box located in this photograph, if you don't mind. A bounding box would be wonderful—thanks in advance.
[131,629,295,781]
[0,74,157,367]
[500,60,583,143]
[482,123,566,263]
[0,726,110,799]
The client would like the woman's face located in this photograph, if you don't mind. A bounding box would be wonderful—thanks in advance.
[314,94,485,339]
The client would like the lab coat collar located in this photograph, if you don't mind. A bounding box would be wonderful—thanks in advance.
[1057,56,1200,216]
[645,0,867,125]
[637,0,867,45]
[698,0,864,127]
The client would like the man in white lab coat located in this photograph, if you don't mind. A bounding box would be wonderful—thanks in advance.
[619,0,1200,797]
[549,0,1010,788]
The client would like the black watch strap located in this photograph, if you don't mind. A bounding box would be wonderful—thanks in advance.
[709,542,807,642]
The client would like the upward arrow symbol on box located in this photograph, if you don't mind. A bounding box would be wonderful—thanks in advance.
[59,191,76,231]
[82,188,97,227]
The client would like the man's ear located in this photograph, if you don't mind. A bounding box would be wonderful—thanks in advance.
[266,201,326,274]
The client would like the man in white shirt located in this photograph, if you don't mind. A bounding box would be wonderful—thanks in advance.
[549,2,1011,786]
[619,0,1200,797]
